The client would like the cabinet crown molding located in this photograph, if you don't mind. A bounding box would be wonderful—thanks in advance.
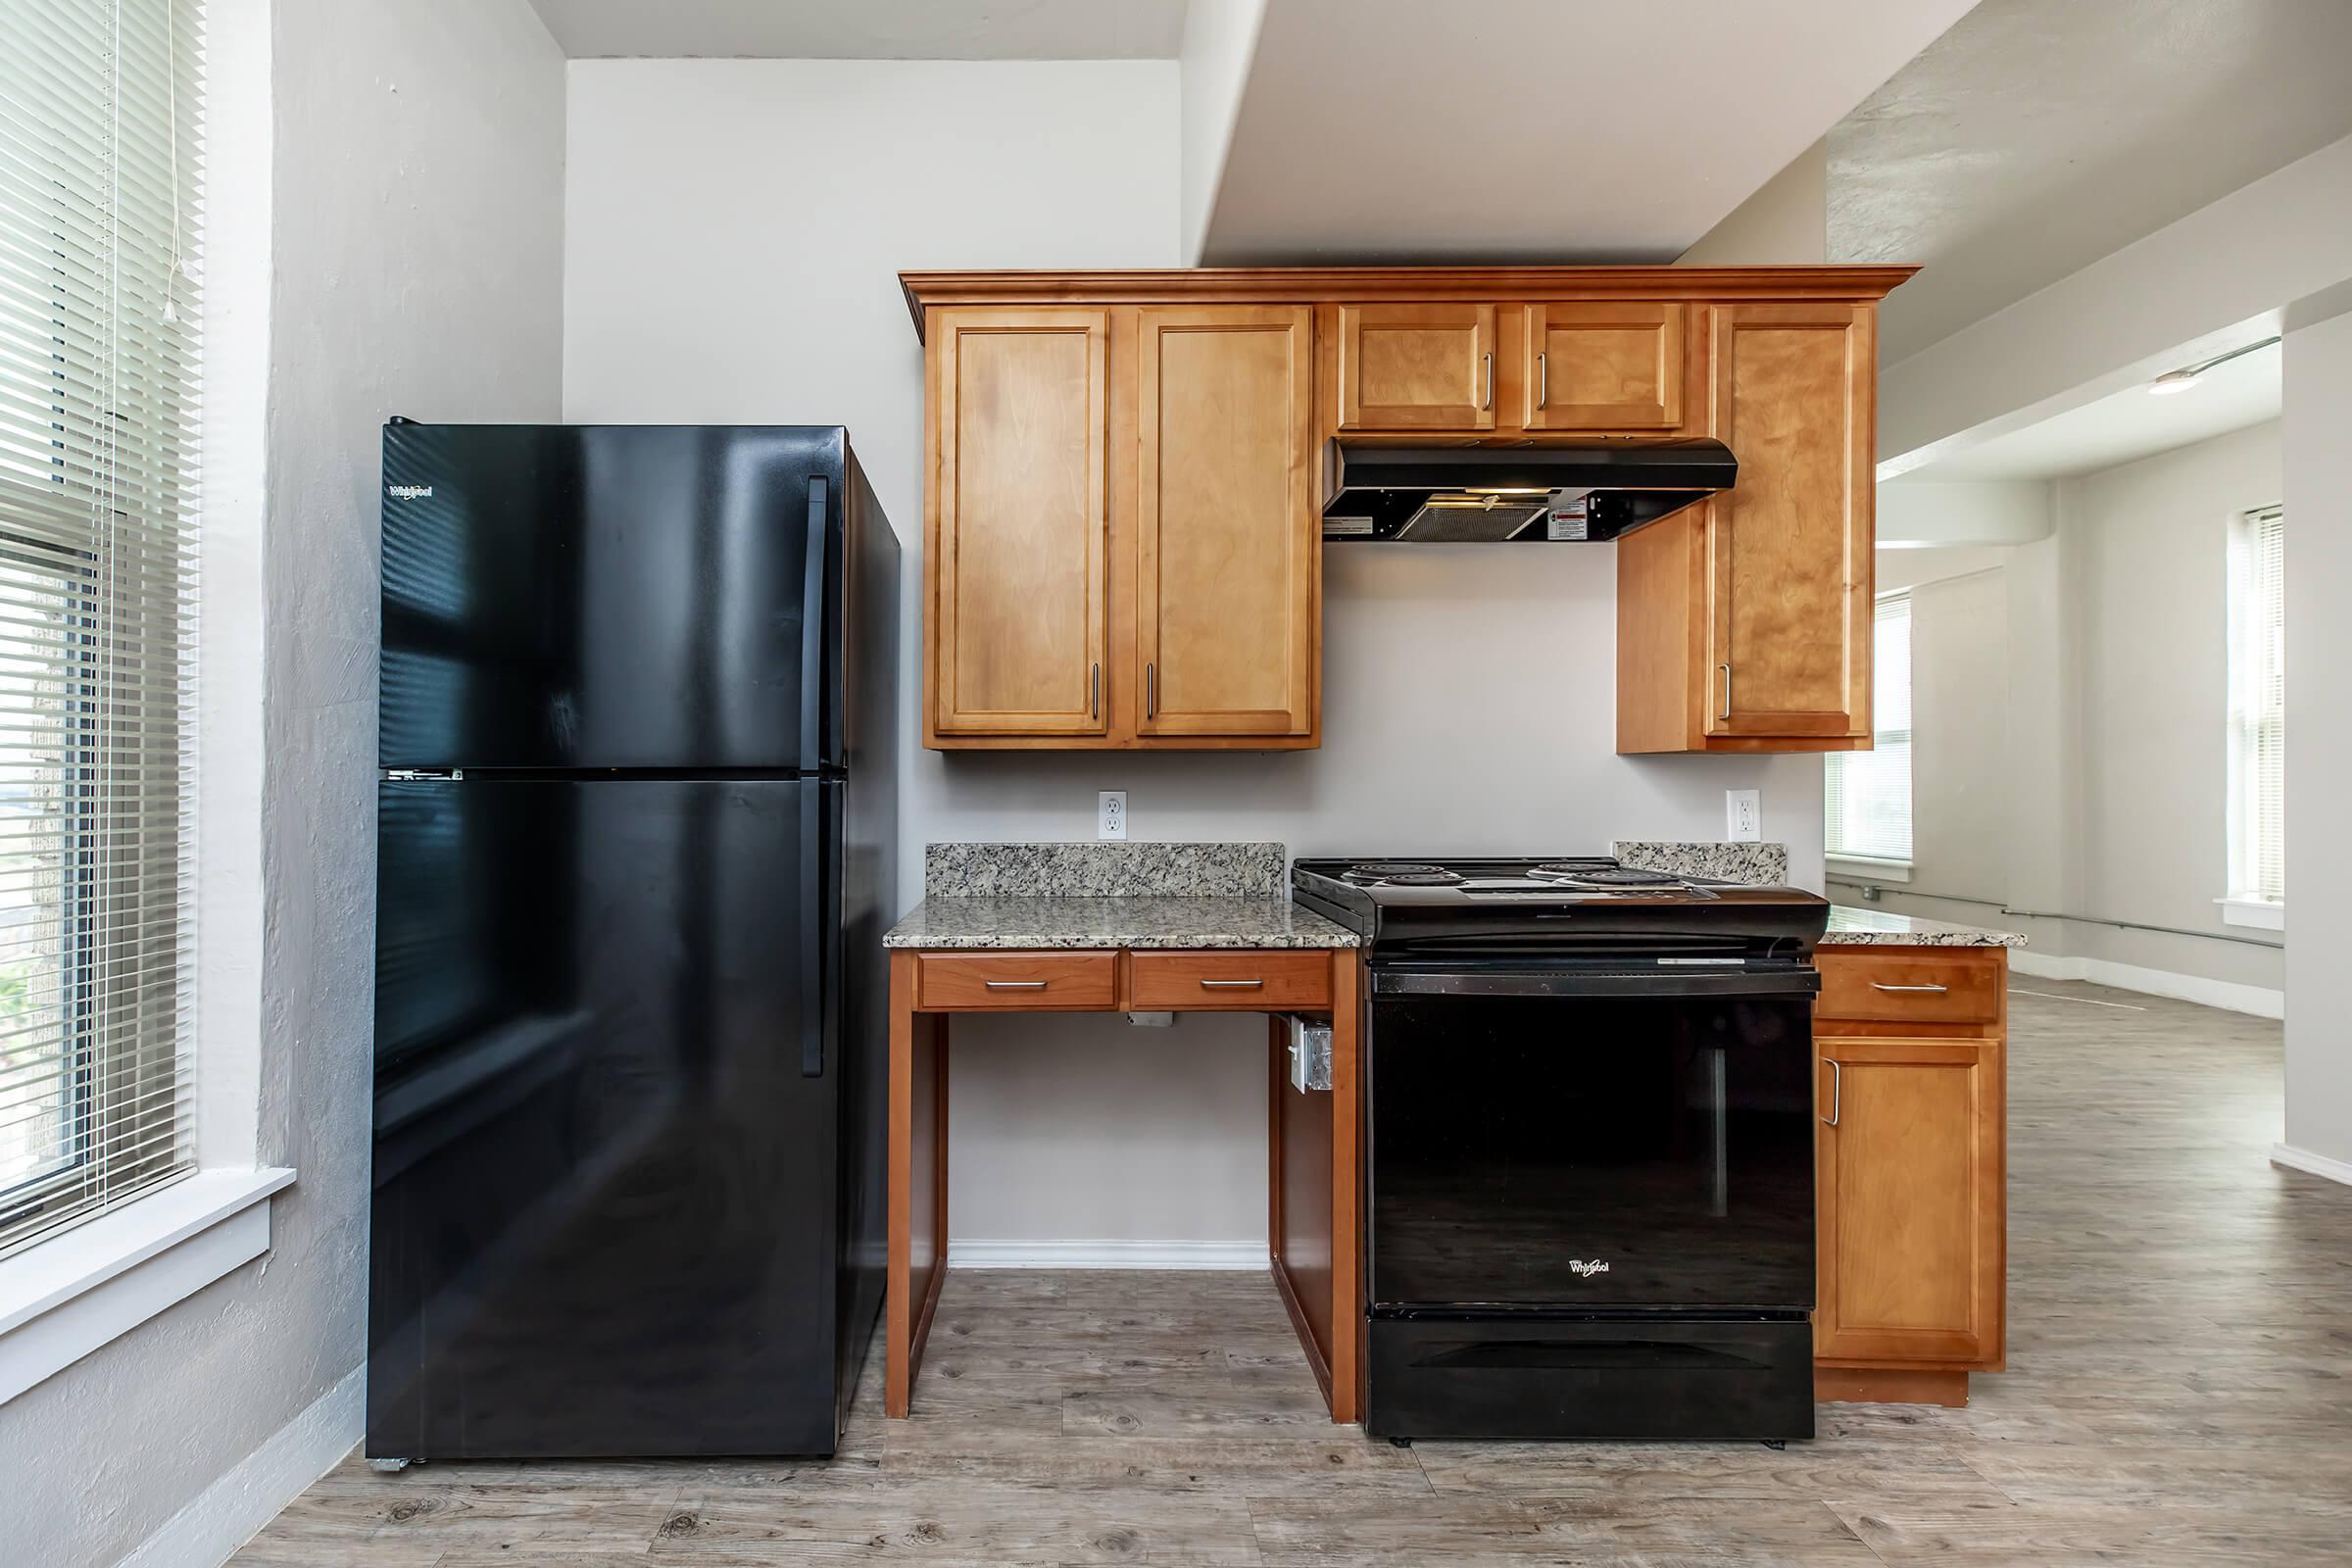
[898,266,1920,342]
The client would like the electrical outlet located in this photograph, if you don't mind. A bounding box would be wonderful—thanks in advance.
[1099,790,1127,840]
[1726,789,1761,843]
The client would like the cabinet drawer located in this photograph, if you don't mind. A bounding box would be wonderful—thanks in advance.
[916,952,1118,1010]
[1817,952,2001,1025]
[1130,950,1334,1010]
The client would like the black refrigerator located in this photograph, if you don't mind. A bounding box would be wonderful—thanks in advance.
[367,423,898,1460]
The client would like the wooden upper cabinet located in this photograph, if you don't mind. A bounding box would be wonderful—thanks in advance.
[1815,1036,2005,1367]
[929,309,1109,739]
[1523,303,1686,431]
[1136,307,1317,738]
[1337,303,1497,430]
[1704,303,1873,741]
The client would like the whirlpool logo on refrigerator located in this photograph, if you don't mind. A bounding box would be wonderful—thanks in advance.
[386,484,434,500]
[1568,1259,1611,1278]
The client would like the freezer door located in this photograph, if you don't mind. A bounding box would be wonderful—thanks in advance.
[380,423,845,771]
[368,777,845,1458]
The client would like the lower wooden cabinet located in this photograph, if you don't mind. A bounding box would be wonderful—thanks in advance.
[1814,946,2008,1404]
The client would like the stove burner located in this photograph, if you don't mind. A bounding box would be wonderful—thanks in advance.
[1344,862,1463,886]
[1552,869,1684,883]
[1528,863,1685,887]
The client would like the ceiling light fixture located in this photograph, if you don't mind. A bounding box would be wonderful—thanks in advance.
[2147,335,2282,396]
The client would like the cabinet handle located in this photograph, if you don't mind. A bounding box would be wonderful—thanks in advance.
[985,980,1048,991]
[1538,350,1547,410]
[1718,662,1733,720]
[1146,662,1157,719]
[1200,978,1264,989]
[1822,1058,1840,1127]
[1871,982,1949,994]
[1091,662,1100,720]
[1482,352,1494,411]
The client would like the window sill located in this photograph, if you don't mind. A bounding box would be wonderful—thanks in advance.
[0,1166,294,1404]
[2217,898,2285,932]
[1828,856,1912,885]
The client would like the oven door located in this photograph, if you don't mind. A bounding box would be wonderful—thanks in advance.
[1367,963,1817,1313]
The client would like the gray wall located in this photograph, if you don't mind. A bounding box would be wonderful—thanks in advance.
[1851,421,2286,1002]
[0,5,567,1565]
[2283,310,2352,1165]
[562,58,1829,1250]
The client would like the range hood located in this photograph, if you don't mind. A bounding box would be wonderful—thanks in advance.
[1321,439,1737,543]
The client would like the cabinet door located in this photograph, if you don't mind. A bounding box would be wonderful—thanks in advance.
[1524,303,1685,430]
[1816,1037,2004,1365]
[932,309,1109,736]
[1704,304,1872,739]
[1337,303,1496,430]
[1137,307,1316,738]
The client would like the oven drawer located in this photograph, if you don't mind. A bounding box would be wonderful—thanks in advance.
[916,952,1118,1010]
[1366,1315,1815,1441]
[1129,950,1333,1010]
[1817,951,2000,1025]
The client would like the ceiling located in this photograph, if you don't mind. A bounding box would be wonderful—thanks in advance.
[527,0,1190,59]
[1831,0,2352,365]
[1896,339,2280,482]
[1199,0,1979,265]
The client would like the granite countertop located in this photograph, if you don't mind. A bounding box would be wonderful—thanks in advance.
[884,896,1358,950]
[886,842,1357,950]
[1822,906,2026,948]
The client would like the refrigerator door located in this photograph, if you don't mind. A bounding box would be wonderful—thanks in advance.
[380,423,846,772]
[368,776,846,1458]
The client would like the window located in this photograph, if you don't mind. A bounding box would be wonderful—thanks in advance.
[1826,591,1912,866]
[2227,506,2284,911]
[0,2,202,1256]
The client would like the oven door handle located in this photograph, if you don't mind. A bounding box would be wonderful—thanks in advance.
[1369,968,1819,1000]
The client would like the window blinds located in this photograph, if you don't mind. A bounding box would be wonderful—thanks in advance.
[1825,592,1912,864]
[2230,508,2284,905]
[0,0,201,1255]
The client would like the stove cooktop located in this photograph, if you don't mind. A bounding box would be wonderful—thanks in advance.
[1290,857,1829,955]
[1300,856,1731,900]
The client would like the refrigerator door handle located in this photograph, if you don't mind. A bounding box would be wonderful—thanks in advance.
[800,475,831,773]
[801,784,825,1078]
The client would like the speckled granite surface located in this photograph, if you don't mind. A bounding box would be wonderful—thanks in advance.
[1822,906,2025,948]
[924,841,1286,898]
[883,896,1358,950]
[1612,840,1791,886]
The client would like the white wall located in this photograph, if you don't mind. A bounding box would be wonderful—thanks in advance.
[564,58,1825,1250]
[0,6,568,1566]
[1848,423,2288,1004]
[1879,132,2352,471]
[1177,0,1267,266]
[2283,311,2352,1167]
[1676,138,1827,268]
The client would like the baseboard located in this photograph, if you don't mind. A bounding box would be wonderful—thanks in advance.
[2271,1143,2352,1188]
[2008,951,2283,1019]
[948,1240,1269,1270]
[118,1363,362,1568]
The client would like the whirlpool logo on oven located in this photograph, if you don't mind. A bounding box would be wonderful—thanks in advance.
[387,483,434,500]
[1569,1259,1611,1278]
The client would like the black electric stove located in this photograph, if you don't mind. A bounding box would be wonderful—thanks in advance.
[1294,858,1827,1444]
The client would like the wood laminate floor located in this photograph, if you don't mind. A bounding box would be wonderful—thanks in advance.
[238,979,2350,1567]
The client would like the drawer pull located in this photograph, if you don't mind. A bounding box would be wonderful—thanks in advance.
[984,980,1049,991]
[1871,982,1949,994]
[1200,978,1264,990]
